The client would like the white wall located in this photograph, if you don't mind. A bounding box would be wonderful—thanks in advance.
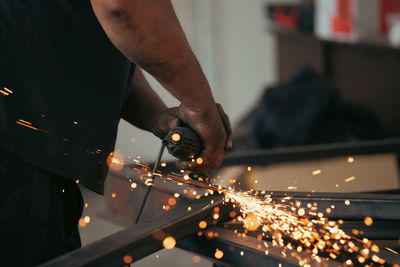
[115,0,277,161]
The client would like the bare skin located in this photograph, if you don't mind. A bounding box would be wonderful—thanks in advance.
[122,68,232,173]
[90,0,232,173]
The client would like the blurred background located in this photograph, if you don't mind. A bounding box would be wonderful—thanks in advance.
[78,0,400,266]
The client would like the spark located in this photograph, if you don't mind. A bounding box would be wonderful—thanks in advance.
[131,182,137,189]
[297,208,305,216]
[385,247,399,254]
[106,151,124,171]
[196,158,203,165]
[16,119,48,133]
[214,249,224,259]
[247,166,252,172]
[344,176,355,183]
[3,87,12,94]
[84,216,91,224]
[347,157,354,163]
[168,197,176,206]
[199,221,207,229]
[78,218,86,227]
[123,255,133,264]
[171,133,181,142]
[312,170,322,175]
[0,89,9,95]
[161,162,167,167]
[364,216,373,226]
[162,236,176,250]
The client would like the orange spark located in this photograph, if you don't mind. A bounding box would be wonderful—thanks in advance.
[199,221,207,229]
[168,197,176,206]
[364,216,373,226]
[106,151,125,171]
[163,237,176,250]
[123,255,133,264]
[214,249,224,259]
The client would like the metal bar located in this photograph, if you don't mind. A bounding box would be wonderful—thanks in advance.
[220,138,400,167]
[40,195,231,267]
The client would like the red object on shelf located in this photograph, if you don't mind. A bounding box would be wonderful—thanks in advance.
[331,0,353,34]
[380,0,400,34]
[274,7,300,28]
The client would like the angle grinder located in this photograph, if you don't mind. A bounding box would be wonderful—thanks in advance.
[135,127,203,223]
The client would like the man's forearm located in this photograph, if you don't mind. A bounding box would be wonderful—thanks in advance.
[122,68,167,132]
[91,0,215,111]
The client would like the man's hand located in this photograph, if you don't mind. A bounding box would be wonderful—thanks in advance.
[152,103,232,173]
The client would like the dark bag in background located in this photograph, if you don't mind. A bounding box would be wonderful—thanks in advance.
[233,68,384,151]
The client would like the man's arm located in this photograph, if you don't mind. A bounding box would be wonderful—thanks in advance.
[91,0,232,172]
[121,68,167,133]
[91,0,213,113]
[122,68,180,137]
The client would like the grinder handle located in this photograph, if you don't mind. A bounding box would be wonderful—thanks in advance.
[163,127,203,161]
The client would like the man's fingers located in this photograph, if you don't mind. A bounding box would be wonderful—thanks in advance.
[216,103,233,151]
[153,107,180,139]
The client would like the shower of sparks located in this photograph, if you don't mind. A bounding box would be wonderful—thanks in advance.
[223,191,388,265]
[124,159,395,265]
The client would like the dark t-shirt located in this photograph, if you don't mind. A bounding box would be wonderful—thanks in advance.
[0,0,135,194]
